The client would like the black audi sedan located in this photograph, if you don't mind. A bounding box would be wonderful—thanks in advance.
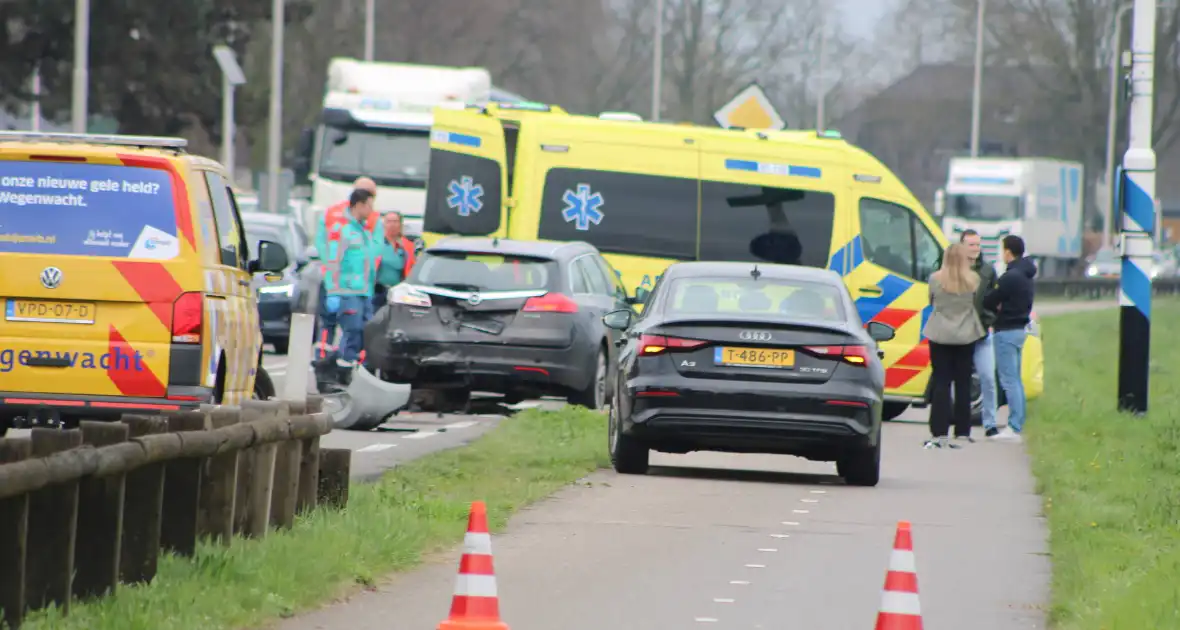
[363,237,639,409]
[602,261,895,486]
[242,211,313,354]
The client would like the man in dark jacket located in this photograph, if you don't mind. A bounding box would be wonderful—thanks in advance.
[983,235,1036,443]
[961,230,1000,439]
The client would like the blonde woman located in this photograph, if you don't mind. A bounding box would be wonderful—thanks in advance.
[921,243,986,449]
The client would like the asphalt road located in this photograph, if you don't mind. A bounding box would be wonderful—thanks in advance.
[271,303,1125,630]
[274,408,1049,630]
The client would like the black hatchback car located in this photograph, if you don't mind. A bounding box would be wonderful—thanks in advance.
[242,211,313,354]
[363,237,639,409]
[602,261,896,486]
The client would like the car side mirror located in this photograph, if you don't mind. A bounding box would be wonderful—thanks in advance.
[250,240,289,273]
[866,321,896,342]
[627,287,651,305]
[602,309,634,331]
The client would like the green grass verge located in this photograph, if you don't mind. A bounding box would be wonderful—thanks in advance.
[1030,300,1180,629]
[19,407,609,630]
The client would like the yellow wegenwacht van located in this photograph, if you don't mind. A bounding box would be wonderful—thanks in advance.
[420,107,1044,421]
[0,132,289,434]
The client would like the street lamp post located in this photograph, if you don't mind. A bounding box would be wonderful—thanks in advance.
[1117,0,1158,414]
[71,0,90,133]
[213,46,247,183]
[969,0,986,156]
[267,0,285,213]
[363,0,375,61]
[651,0,664,121]
[816,18,827,130]
[1104,4,1134,248]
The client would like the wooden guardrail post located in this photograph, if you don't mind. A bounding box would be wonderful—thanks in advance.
[317,448,351,510]
[119,415,167,585]
[25,428,83,614]
[239,400,287,538]
[296,396,325,515]
[270,401,304,530]
[160,411,206,557]
[0,438,32,629]
[197,408,240,544]
[74,421,130,601]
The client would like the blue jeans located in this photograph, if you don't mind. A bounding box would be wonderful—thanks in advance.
[316,285,337,349]
[336,295,372,364]
[973,332,998,430]
[994,328,1027,433]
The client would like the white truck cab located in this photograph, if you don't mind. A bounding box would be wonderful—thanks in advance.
[293,58,492,237]
[933,157,1085,278]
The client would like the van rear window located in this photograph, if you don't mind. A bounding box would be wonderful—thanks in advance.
[0,161,180,259]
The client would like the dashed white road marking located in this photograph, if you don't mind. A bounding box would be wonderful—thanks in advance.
[801,498,819,503]
[356,444,395,453]
[443,420,478,430]
[401,431,439,440]
[713,598,735,603]
[770,534,790,539]
[757,548,777,552]
[694,618,718,623]
[782,521,800,526]
[810,489,826,494]
[744,564,766,568]
[729,580,750,585]
[793,509,810,514]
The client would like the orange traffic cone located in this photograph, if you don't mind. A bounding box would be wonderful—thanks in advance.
[875,521,923,630]
[439,501,510,630]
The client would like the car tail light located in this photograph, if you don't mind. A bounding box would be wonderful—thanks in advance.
[171,292,203,343]
[640,334,708,355]
[523,293,578,313]
[803,344,870,365]
[390,283,432,307]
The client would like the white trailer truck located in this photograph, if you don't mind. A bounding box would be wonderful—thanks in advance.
[933,157,1085,278]
[293,58,492,237]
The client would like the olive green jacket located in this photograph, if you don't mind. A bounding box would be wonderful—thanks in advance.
[972,257,999,330]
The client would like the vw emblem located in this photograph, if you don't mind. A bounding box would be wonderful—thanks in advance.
[739,330,772,342]
[40,267,63,289]
[467,292,483,306]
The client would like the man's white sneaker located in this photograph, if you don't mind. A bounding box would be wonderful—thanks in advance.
[993,427,1023,443]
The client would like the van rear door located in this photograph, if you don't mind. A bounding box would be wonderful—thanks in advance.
[0,153,193,401]
[422,108,508,243]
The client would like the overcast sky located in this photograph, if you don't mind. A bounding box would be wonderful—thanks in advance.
[841,0,891,37]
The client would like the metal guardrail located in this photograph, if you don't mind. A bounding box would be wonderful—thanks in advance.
[1034,277,1180,299]
[0,398,352,628]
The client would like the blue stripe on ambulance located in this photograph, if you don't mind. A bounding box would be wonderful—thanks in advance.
[724,159,822,178]
[431,130,482,148]
[828,235,864,276]
[854,274,914,324]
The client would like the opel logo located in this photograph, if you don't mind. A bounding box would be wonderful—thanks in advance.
[467,292,483,306]
[739,330,772,342]
[40,267,63,289]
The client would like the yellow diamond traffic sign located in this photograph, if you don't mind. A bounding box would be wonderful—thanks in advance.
[713,84,784,130]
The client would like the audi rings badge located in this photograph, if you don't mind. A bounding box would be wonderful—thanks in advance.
[739,330,772,342]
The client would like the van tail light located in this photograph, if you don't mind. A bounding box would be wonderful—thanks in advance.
[803,344,871,365]
[171,292,203,343]
[640,334,708,355]
[523,293,578,313]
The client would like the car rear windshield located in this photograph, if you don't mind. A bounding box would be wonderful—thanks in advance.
[662,277,847,322]
[410,252,553,292]
[0,161,180,259]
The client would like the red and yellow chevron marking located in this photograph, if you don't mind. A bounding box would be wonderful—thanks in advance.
[111,261,185,327]
[116,153,196,250]
[885,340,930,389]
[106,325,166,397]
